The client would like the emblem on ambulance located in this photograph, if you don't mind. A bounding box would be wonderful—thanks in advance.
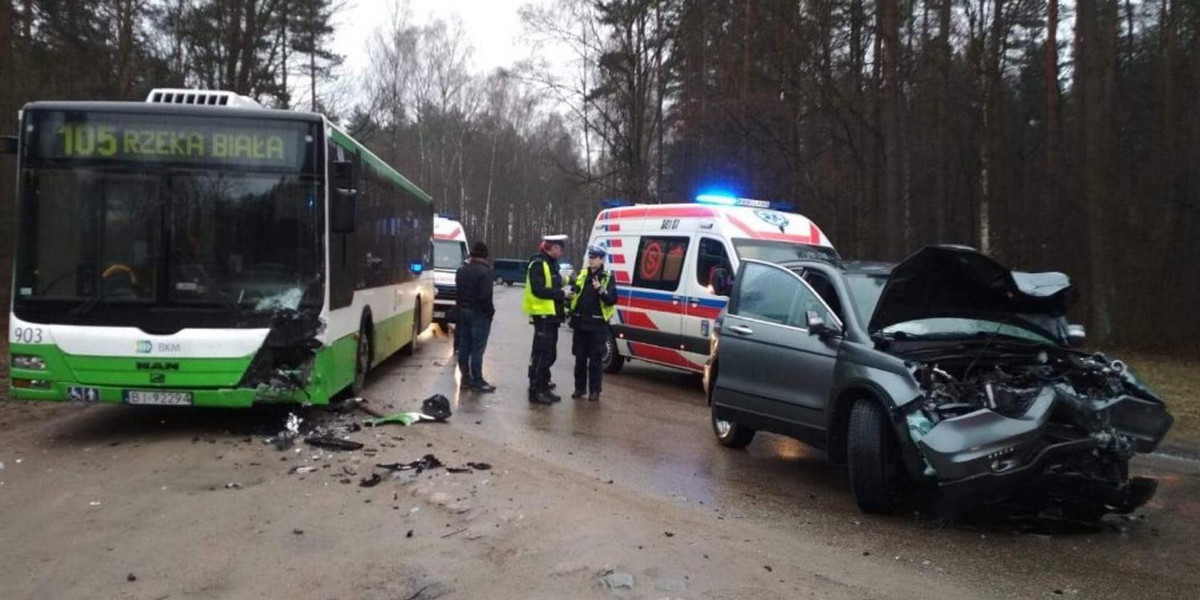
[754,210,789,230]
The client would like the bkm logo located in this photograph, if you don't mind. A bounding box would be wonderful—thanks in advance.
[136,340,153,353]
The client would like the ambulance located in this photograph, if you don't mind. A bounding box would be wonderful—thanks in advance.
[432,215,469,326]
[586,195,838,374]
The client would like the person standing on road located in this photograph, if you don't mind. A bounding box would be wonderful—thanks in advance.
[523,234,572,405]
[569,244,618,402]
[455,242,497,393]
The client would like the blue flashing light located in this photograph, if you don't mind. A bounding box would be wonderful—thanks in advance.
[410,262,424,273]
[695,193,739,206]
[601,197,633,209]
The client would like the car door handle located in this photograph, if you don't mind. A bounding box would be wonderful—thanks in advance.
[728,325,754,336]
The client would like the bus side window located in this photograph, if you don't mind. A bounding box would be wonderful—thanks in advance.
[696,237,731,288]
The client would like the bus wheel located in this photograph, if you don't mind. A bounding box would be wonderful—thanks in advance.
[602,332,625,373]
[402,303,421,356]
[352,322,372,396]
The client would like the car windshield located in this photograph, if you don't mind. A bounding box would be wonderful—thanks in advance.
[733,239,839,264]
[433,239,466,269]
[882,318,1057,344]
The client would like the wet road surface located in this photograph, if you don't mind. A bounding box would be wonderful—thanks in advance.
[385,286,1200,599]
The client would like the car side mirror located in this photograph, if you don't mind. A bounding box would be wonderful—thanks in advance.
[711,267,734,296]
[1067,323,1086,348]
[806,310,838,339]
[0,135,17,154]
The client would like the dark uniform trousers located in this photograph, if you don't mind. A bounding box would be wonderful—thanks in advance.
[528,317,559,390]
[572,328,606,394]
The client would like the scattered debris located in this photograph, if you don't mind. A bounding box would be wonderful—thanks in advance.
[265,413,303,450]
[406,530,414,538]
[304,435,364,452]
[377,454,444,475]
[763,565,773,572]
[292,529,304,535]
[359,473,383,488]
[290,466,318,475]
[421,394,452,421]
[467,462,491,471]
[126,573,137,582]
[89,501,102,507]
[366,412,424,427]
[664,531,675,537]
[225,483,243,490]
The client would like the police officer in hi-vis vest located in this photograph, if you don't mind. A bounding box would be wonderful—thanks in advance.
[523,234,571,405]
[568,244,618,402]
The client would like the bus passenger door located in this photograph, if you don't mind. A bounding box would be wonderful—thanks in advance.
[682,236,733,368]
[614,235,692,370]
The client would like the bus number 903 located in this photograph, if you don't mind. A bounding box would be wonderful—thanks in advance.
[12,327,45,344]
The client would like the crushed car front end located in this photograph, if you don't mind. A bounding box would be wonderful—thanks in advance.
[896,347,1173,517]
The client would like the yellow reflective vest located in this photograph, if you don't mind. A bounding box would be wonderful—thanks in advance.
[522,259,557,316]
[569,270,616,322]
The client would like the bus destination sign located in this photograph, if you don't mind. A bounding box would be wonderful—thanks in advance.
[29,110,311,170]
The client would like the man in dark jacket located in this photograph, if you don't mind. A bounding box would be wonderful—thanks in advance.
[456,242,496,393]
[569,244,618,401]
[523,234,572,405]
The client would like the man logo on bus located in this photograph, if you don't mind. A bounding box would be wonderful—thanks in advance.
[754,210,790,232]
[136,340,153,354]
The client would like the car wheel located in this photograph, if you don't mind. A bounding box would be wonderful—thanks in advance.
[602,331,625,373]
[351,321,373,396]
[709,370,755,448]
[847,397,903,514]
[401,303,421,356]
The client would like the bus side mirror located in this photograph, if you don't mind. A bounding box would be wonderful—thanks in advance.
[711,267,734,296]
[331,160,357,233]
[0,135,17,155]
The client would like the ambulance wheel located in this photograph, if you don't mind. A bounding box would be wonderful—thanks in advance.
[602,332,624,373]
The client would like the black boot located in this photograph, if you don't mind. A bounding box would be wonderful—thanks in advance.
[528,388,554,405]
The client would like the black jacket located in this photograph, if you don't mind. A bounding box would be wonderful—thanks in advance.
[528,252,566,320]
[455,257,495,317]
[570,267,618,331]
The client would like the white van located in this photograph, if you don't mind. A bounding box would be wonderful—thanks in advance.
[432,215,469,325]
[585,196,837,374]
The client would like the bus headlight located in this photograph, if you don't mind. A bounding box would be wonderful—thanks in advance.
[12,355,47,370]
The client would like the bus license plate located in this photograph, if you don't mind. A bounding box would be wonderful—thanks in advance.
[124,390,193,406]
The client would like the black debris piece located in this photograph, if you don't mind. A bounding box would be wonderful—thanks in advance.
[265,413,303,450]
[376,454,444,475]
[293,529,304,535]
[406,530,414,538]
[466,462,492,471]
[421,394,452,421]
[304,435,364,452]
[126,573,137,582]
[664,531,675,537]
[446,467,473,474]
[359,473,383,488]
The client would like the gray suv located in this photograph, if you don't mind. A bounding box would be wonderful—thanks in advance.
[705,246,1173,518]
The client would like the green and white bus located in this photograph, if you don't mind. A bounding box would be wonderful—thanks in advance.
[5,89,435,407]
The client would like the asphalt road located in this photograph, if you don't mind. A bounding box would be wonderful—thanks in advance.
[417,286,1200,599]
[1,285,1197,599]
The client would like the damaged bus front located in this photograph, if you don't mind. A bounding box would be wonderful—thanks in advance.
[7,91,434,407]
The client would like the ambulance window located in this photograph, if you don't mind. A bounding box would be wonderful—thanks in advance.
[634,236,689,291]
[696,238,732,288]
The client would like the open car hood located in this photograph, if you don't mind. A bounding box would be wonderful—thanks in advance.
[868,246,1078,342]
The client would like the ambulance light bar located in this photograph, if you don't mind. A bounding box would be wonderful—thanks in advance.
[695,194,771,209]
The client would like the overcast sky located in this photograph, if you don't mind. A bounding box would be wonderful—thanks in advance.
[332,0,534,79]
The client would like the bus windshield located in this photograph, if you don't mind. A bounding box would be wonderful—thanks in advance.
[14,109,321,329]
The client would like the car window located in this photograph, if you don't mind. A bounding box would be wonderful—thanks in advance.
[733,262,800,324]
[696,237,732,288]
[634,236,689,291]
[786,279,836,329]
[799,270,843,323]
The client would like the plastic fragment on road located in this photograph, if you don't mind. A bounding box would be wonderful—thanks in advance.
[376,454,444,474]
[359,473,383,487]
[421,394,452,421]
[265,413,303,450]
[365,412,424,427]
[304,435,364,451]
